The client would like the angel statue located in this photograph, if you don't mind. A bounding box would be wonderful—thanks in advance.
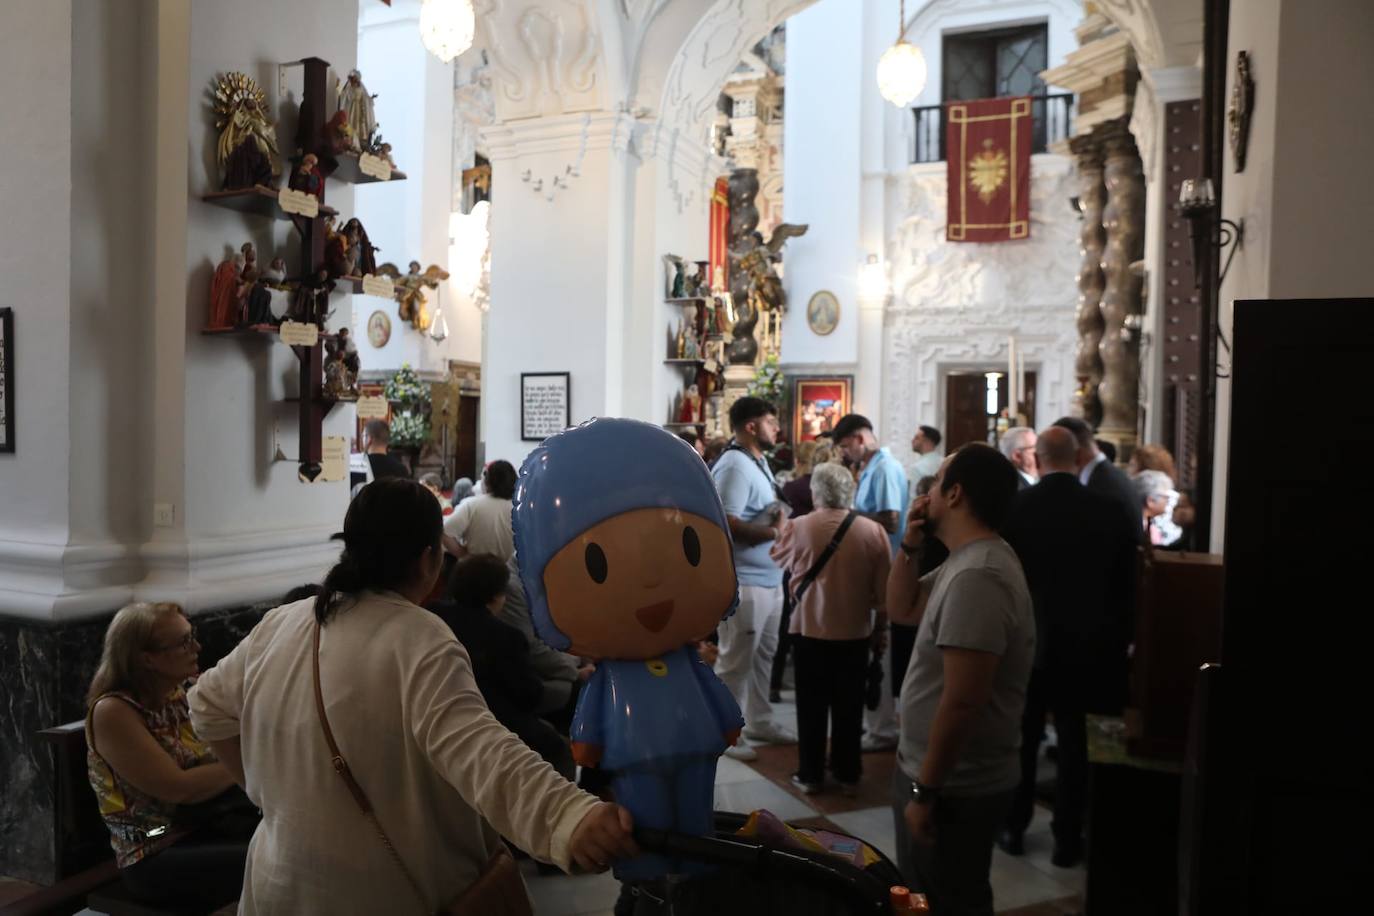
[726,223,808,365]
[210,72,281,191]
[337,70,376,154]
[378,261,450,331]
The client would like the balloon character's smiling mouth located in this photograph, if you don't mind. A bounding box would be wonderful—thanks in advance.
[634,600,675,633]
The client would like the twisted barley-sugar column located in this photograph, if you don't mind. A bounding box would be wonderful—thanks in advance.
[1069,134,1107,426]
[1096,119,1146,456]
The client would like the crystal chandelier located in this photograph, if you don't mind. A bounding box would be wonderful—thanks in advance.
[419,0,476,64]
[876,0,928,108]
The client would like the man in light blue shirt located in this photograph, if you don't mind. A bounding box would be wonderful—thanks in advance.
[835,413,909,750]
[711,396,795,760]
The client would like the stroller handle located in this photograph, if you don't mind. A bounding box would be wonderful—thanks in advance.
[632,826,763,867]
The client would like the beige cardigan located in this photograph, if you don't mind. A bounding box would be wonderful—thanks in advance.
[188,592,599,915]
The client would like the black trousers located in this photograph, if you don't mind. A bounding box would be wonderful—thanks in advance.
[121,834,251,911]
[892,771,1013,916]
[793,636,869,784]
[1005,667,1088,846]
[770,573,794,693]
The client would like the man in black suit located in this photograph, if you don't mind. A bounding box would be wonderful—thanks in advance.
[998,426,1139,867]
[1052,416,1143,543]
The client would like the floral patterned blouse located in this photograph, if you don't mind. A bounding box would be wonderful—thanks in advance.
[85,687,217,867]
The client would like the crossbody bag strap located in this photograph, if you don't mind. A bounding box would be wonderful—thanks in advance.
[313,622,430,915]
[791,510,858,604]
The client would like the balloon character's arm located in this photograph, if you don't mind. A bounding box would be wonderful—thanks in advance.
[571,742,603,767]
[689,650,745,742]
[568,665,607,769]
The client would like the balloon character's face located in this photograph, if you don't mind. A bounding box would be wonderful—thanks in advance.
[544,507,735,659]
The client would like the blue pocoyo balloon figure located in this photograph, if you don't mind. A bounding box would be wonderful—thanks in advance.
[512,418,744,881]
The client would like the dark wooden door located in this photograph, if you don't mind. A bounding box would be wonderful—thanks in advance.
[1182,298,1372,913]
[945,370,1037,451]
[456,395,480,482]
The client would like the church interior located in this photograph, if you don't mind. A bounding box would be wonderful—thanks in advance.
[0,0,1370,914]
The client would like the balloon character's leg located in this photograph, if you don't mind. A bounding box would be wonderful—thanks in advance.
[671,757,720,876]
[610,770,676,882]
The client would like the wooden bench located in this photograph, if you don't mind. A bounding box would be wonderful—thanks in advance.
[0,722,205,916]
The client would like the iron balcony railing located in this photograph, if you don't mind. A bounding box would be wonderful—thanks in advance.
[911,93,1075,164]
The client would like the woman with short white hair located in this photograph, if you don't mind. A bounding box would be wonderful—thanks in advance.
[1132,469,1180,546]
[771,462,893,796]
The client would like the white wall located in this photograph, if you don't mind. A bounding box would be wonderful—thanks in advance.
[1211,0,1374,547]
[781,0,864,369]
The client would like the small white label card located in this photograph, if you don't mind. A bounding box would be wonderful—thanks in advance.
[277,188,320,217]
[278,320,320,347]
[319,436,348,482]
[703,358,720,374]
[358,153,392,181]
[362,274,396,298]
[355,395,390,419]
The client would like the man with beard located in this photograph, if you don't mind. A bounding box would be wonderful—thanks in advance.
[885,443,1034,916]
[711,396,794,761]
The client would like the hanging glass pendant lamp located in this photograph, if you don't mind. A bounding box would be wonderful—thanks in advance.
[419,0,476,63]
[876,0,928,107]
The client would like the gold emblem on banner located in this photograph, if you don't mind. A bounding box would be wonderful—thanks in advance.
[969,139,1009,203]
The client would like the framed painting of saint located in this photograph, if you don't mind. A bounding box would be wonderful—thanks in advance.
[792,376,852,443]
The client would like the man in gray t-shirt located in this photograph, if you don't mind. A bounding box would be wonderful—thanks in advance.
[886,443,1034,916]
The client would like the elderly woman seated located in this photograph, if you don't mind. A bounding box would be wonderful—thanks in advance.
[770,462,893,796]
[85,602,255,909]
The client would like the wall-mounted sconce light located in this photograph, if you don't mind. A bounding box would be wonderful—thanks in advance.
[1178,178,1243,289]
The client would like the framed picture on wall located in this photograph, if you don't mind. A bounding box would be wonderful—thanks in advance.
[0,308,13,453]
[521,372,571,442]
[791,376,852,443]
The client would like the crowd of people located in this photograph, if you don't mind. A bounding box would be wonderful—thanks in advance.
[83,405,1184,915]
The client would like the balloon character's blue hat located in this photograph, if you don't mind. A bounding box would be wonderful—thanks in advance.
[512,418,737,650]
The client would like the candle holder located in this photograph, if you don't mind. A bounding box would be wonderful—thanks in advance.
[1178,178,1243,289]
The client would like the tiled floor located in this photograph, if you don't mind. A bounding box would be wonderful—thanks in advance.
[525,693,1084,916]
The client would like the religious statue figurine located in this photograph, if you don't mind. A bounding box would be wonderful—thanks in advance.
[211,72,281,190]
[378,260,450,331]
[337,70,377,154]
[261,256,293,320]
[376,141,396,168]
[324,216,359,279]
[511,419,743,882]
[683,261,703,297]
[342,218,378,276]
[321,110,353,157]
[323,327,360,399]
[663,254,687,298]
[680,305,702,360]
[674,321,687,359]
[289,153,325,202]
[678,384,702,424]
[291,268,335,328]
[240,266,279,327]
[207,251,245,330]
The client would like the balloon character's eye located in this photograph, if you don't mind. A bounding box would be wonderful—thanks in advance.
[585,543,609,584]
[682,526,702,567]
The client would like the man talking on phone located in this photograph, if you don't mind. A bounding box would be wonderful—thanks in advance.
[885,443,1034,916]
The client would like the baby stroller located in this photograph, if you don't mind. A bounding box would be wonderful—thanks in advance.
[623,810,906,915]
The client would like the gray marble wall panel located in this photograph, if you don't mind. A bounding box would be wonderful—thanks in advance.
[0,602,273,882]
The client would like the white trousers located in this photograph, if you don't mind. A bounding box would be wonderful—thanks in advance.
[714,584,783,730]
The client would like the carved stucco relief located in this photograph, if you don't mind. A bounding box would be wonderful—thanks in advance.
[474,0,603,120]
[881,157,1082,469]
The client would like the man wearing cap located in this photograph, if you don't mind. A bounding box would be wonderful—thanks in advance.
[833,413,909,752]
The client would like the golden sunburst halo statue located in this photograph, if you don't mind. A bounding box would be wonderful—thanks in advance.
[210,72,281,190]
[968,139,1009,204]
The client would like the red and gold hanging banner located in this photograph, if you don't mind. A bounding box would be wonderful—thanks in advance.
[708,176,730,290]
[946,96,1032,242]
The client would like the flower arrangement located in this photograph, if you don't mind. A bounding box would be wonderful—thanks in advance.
[383,363,432,449]
[746,353,786,406]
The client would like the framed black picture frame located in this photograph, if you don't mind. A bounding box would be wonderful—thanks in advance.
[521,371,571,442]
[0,308,12,453]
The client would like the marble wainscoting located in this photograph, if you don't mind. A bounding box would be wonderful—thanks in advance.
[0,602,271,883]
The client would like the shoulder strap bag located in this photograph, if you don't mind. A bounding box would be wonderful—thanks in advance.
[312,622,533,916]
[790,510,859,605]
